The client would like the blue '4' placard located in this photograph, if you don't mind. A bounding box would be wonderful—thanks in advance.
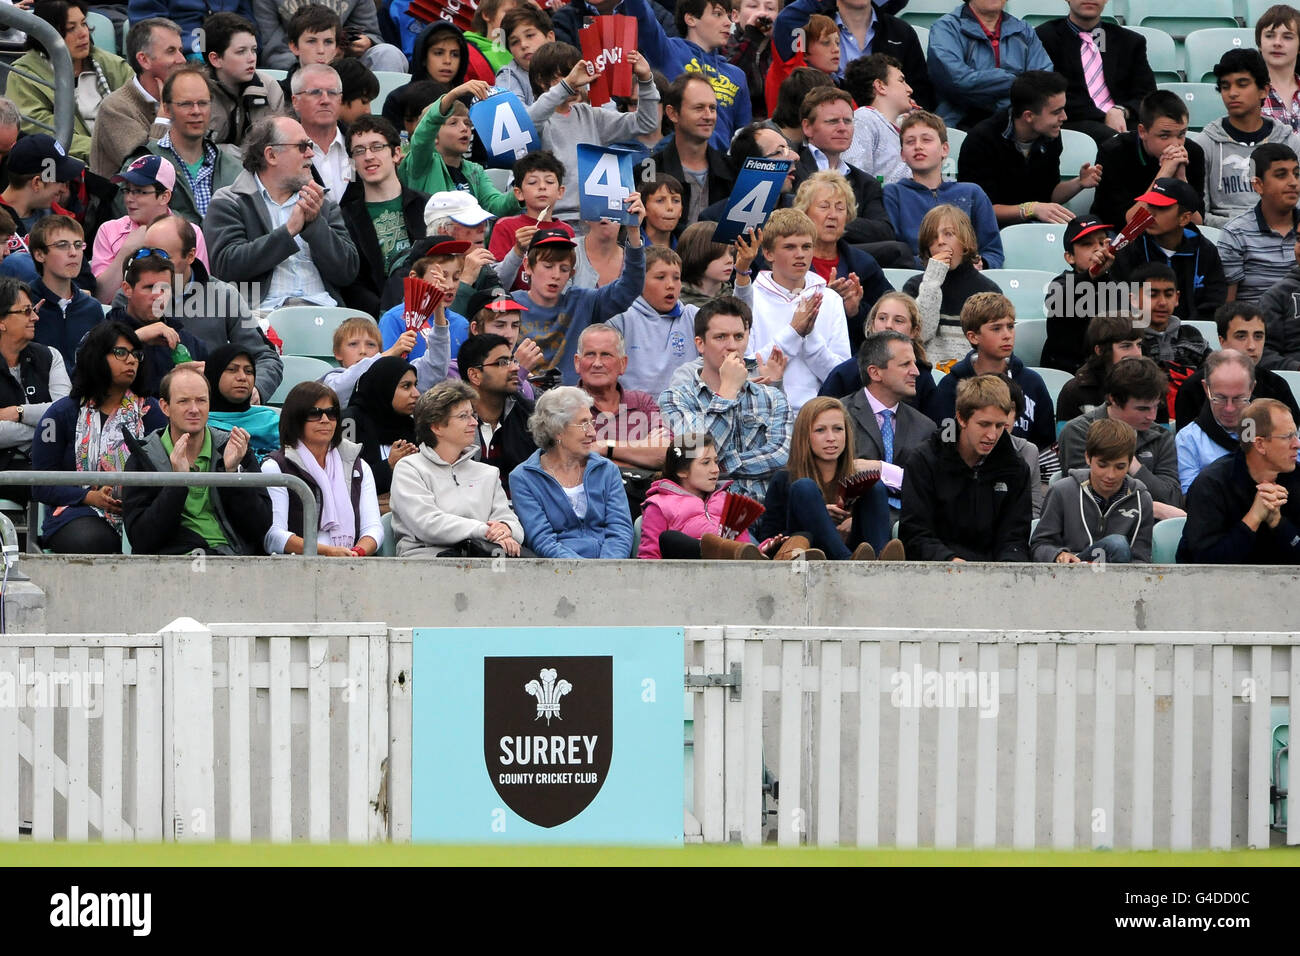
[575,144,640,224]
[468,88,539,169]
[710,157,793,244]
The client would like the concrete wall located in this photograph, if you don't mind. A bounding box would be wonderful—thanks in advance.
[16,556,1300,634]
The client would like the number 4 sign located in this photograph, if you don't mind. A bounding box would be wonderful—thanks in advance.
[468,88,539,169]
[710,157,793,244]
[576,144,639,224]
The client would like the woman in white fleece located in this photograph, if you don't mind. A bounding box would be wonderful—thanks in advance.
[389,380,526,558]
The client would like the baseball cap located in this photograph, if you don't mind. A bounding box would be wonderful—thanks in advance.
[527,228,576,253]
[112,154,177,193]
[466,289,528,318]
[1134,177,1198,210]
[8,134,84,181]
[1063,215,1113,246]
[421,234,471,256]
[424,190,494,228]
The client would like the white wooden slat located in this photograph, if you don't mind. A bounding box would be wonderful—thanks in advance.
[855,641,880,848]
[65,647,89,841]
[698,637,725,843]
[1247,645,1271,849]
[0,645,17,839]
[226,636,251,842]
[387,633,413,843]
[101,647,123,840]
[268,637,292,842]
[1013,644,1038,849]
[367,633,389,842]
[133,646,163,840]
[934,642,959,848]
[1210,644,1233,849]
[741,639,763,846]
[1092,645,1116,849]
[1131,644,1155,850]
[346,634,369,843]
[1170,644,1194,850]
[307,636,330,843]
[721,635,744,843]
[815,641,842,847]
[895,642,920,848]
[777,640,803,847]
[974,643,999,848]
[32,645,54,840]
[1052,644,1077,849]
[1291,646,1300,847]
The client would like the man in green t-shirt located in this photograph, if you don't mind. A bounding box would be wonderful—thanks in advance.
[338,114,430,317]
[123,366,272,555]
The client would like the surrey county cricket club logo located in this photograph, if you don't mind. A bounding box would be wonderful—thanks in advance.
[484,656,612,828]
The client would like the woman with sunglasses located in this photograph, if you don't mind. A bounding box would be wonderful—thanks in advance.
[204,343,280,460]
[341,356,419,513]
[260,382,383,556]
[31,321,163,553]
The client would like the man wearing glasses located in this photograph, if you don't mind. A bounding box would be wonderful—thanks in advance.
[290,64,352,202]
[1175,349,1273,494]
[457,332,538,496]
[204,115,360,313]
[1179,397,1300,563]
[698,121,800,226]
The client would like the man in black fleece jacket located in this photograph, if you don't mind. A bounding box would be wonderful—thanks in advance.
[901,374,1032,561]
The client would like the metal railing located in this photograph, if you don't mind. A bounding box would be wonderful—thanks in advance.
[0,4,74,148]
[0,470,320,554]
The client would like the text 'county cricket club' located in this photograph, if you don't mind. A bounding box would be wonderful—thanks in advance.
[484,657,613,827]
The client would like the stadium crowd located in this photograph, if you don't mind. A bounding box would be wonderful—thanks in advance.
[1,0,1299,563]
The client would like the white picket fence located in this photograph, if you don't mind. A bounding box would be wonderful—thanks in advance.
[686,627,1299,850]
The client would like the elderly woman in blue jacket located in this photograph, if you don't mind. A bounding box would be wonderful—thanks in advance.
[509,386,635,559]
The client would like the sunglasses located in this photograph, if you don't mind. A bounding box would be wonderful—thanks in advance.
[109,346,145,361]
[305,407,340,421]
[130,247,171,261]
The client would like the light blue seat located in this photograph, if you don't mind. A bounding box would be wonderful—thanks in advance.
[1185,319,1220,349]
[998,223,1068,273]
[1065,187,1095,216]
[1126,25,1181,83]
[884,268,921,289]
[1183,28,1256,83]
[269,355,335,406]
[1014,319,1049,366]
[267,305,356,362]
[1150,515,1185,564]
[261,69,288,82]
[1013,0,1120,26]
[632,515,643,557]
[899,0,956,30]
[1030,366,1074,407]
[941,127,964,183]
[87,10,116,55]
[983,268,1054,320]
[380,511,396,556]
[1126,0,1239,38]
[914,25,928,54]
[1275,369,1300,407]
[484,167,513,193]
[372,71,410,113]
[1198,224,1223,246]
[1162,83,1224,130]
[1059,129,1097,182]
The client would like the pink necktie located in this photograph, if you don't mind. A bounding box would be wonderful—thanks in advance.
[1080,31,1115,113]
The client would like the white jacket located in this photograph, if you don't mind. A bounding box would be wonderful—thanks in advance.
[738,271,850,412]
[389,444,523,557]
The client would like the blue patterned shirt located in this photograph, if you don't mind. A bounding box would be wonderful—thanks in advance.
[159,131,217,218]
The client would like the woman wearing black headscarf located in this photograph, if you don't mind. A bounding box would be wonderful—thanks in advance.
[342,355,420,511]
[204,343,281,461]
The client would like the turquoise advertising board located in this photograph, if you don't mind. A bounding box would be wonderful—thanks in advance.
[413,626,684,844]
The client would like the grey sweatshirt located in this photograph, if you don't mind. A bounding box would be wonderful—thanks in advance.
[609,295,700,397]
[1057,404,1184,507]
[844,106,909,184]
[1194,119,1300,227]
[1031,467,1153,562]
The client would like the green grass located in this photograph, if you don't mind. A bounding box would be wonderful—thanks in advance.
[1,843,1298,867]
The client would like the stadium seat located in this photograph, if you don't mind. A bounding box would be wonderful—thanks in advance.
[1126,25,1181,83]
[1059,129,1097,181]
[1065,187,1094,216]
[267,305,356,362]
[1184,28,1257,83]
[983,268,1054,319]
[1030,366,1073,407]
[899,0,954,30]
[1163,82,1225,130]
[381,512,396,556]
[884,268,921,289]
[1185,319,1220,348]
[632,515,642,557]
[941,127,964,182]
[372,71,410,113]
[999,223,1067,273]
[1013,0,1120,26]
[87,10,116,55]
[1198,224,1224,245]
[484,166,513,193]
[1244,0,1277,27]
[1275,369,1300,406]
[1125,0,1239,38]
[1150,515,1185,563]
[269,355,335,405]
[1014,319,1049,366]
[914,25,928,54]
[260,69,288,82]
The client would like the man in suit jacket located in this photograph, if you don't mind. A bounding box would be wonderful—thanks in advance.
[1036,2,1157,146]
[845,330,937,511]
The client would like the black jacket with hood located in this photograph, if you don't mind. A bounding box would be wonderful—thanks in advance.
[338,179,430,317]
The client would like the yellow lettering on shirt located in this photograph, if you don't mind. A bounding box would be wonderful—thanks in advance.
[685,58,739,109]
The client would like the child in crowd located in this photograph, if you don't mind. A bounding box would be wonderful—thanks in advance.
[488,151,574,290]
[610,246,701,397]
[321,317,422,407]
[334,57,380,125]
[495,5,555,107]
[378,245,471,364]
[843,53,913,184]
[1055,314,1145,422]
[1042,216,1120,372]
[203,12,287,155]
[639,175,685,249]
[677,221,735,306]
[446,290,541,397]
[1128,261,1211,414]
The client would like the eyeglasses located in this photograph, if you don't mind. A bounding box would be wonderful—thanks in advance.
[349,143,393,158]
[567,418,597,433]
[45,239,86,252]
[305,407,340,421]
[3,304,36,317]
[478,356,519,369]
[297,88,342,99]
[169,99,211,111]
[1208,393,1251,407]
[270,141,317,155]
[448,411,476,423]
[108,346,145,361]
[122,185,163,198]
[131,247,171,260]
[1263,431,1300,442]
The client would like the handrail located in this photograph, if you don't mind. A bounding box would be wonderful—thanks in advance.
[0,470,320,555]
[0,5,75,148]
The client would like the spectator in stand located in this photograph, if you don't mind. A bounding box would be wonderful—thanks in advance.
[88,17,184,178]
[1055,313,1144,421]
[1057,355,1184,514]
[334,56,380,126]
[638,175,685,250]
[205,12,285,157]
[28,215,105,371]
[726,0,777,122]
[204,344,281,461]
[341,355,419,509]
[901,373,1033,561]
[0,135,83,243]
[122,366,271,555]
[1259,4,1300,134]
[1195,49,1300,228]
[253,0,408,74]
[1035,0,1156,146]
[489,151,574,291]
[842,53,914,184]
[320,316,418,409]
[32,321,166,553]
[389,379,527,558]
[550,0,678,52]
[458,332,537,494]
[1175,349,1256,493]
[1042,215,1118,372]
[1179,302,1300,427]
[465,0,518,72]
[7,0,133,163]
[1259,236,1300,369]
[573,219,626,291]
[104,253,208,398]
[958,70,1103,227]
[1178,396,1300,563]
[609,246,701,398]
[819,291,939,416]
[289,64,352,202]
[261,381,384,557]
[1091,90,1206,230]
[496,5,555,108]
[445,291,541,397]
[1218,143,1300,305]
[902,204,1000,367]
[883,111,1004,269]
[771,67,833,149]
[698,119,802,225]
[1031,417,1154,564]
[377,245,470,367]
[575,323,673,470]
[510,385,636,557]
[927,0,1053,131]
[1128,261,1211,407]
[677,222,735,307]
[653,74,736,229]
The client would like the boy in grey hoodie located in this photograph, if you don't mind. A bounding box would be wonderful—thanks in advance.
[1031,418,1154,564]
[609,246,700,397]
[1194,48,1300,228]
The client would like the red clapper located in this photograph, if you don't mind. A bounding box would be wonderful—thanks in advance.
[1089,207,1155,277]
[719,491,765,540]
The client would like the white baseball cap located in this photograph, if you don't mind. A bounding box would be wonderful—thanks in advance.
[424,190,495,228]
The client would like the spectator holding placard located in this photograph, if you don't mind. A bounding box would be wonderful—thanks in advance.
[489,151,576,291]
